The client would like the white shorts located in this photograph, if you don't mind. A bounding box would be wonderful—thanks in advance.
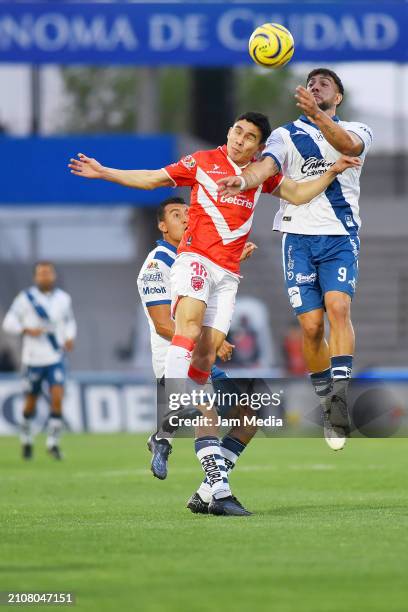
[170,252,240,336]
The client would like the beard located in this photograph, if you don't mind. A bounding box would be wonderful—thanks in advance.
[317,99,333,112]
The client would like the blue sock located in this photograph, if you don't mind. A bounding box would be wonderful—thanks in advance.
[331,355,353,380]
[197,435,246,503]
[310,368,332,397]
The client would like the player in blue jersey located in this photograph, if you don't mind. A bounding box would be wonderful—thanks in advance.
[137,196,258,514]
[217,68,373,450]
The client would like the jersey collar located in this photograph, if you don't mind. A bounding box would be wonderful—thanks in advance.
[219,144,251,172]
[156,239,177,254]
[299,114,340,128]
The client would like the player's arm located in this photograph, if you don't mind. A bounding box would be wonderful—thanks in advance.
[2,294,41,336]
[295,86,364,155]
[276,155,361,205]
[63,297,77,352]
[147,304,175,341]
[217,156,279,195]
[68,153,173,190]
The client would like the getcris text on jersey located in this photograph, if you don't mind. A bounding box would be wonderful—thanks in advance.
[163,145,283,274]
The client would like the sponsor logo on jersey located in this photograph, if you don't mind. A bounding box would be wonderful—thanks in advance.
[287,271,294,281]
[208,163,227,176]
[283,216,292,222]
[301,157,334,177]
[181,155,196,170]
[287,245,295,271]
[296,272,317,285]
[191,276,205,292]
[345,214,355,228]
[147,261,159,270]
[292,130,308,137]
[143,286,167,295]
[142,272,164,284]
[220,194,254,209]
[348,278,356,291]
[288,286,302,308]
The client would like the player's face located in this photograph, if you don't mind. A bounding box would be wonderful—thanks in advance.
[306,74,343,112]
[227,120,263,166]
[34,265,56,292]
[160,204,189,245]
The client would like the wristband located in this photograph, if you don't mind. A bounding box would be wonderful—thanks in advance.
[238,175,247,191]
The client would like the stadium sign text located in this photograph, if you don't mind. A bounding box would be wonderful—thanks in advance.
[0,3,405,65]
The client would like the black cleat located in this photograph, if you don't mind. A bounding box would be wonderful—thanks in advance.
[22,444,33,460]
[186,492,209,514]
[161,406,202,434]
[47,445,63,460]
[208,495,252,516]
[147,434,172,480]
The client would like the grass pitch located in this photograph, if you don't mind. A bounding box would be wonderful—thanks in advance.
[1,434,408,612]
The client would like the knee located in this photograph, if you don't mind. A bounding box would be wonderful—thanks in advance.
[300,318,325,343]
[326,299,350,325]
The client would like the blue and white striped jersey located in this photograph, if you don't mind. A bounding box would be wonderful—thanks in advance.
[262,114,373,236]
[137,239,176,378]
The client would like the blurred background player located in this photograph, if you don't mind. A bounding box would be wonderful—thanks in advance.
[137,194,259,514]
[217,68,372,450]
[69,111,360,514]
[2,262,76,460]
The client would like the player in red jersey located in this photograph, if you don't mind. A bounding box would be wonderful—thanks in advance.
[69,112,360,515]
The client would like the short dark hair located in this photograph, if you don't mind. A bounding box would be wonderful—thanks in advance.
[156,196,187,223]
[234,112,271,144]
[306,68,345,99]
[33,260,55,274]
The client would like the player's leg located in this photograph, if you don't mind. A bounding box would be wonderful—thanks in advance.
[148,376,173,480]
[282,234,334,431]
[46,362,66,459]
[20,367,42,459]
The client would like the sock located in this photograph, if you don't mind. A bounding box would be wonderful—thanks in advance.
[46,413,63,449]
[164,335,195,379]
[20,412,35,445]
[197,435,247,503]
[331,355,353,429]
[310,368,332,412]
[195,436,231,500]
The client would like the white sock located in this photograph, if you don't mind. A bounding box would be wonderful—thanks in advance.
[20,416,34,445]
[195,437,231,500]
[46,415,63,449]
[164,335,195,378]
[197,435,246,503]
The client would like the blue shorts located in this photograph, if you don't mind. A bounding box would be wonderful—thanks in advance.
[282,234,360,316]
[24,361,65,396]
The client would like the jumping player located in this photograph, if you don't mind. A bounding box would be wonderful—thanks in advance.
[2,262,76,460]
[69,111,360,513]
[217,70,373,450]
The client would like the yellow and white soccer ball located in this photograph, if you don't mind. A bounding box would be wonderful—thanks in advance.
[248,23,295,68]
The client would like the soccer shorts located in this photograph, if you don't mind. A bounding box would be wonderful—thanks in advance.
[170,252,239,335]
[281,233,360,315]
[23,361,65,396]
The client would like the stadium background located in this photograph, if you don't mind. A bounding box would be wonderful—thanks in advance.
[0,1,407,435]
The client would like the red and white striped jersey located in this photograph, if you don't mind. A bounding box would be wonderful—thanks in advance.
[163,145,283,274]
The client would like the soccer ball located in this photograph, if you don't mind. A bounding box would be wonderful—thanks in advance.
[248,23,294,68]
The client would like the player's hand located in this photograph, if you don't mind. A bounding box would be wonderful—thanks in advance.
[331,155,361,174]
[217,340,235,362]
[295,86,321,121]
[64,339,74,352]
[68,153,104,179]
[240,242,258,262]
[24,327,45,337]
[216,175,243,196]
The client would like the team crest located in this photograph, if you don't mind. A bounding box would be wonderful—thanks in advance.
[191,276,204,291]
[181,155,196,170]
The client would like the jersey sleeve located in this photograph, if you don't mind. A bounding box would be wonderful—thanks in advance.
[346,122,373,157]
[2,292,26,335]
[262,172,284,194]
[162,153,198,187]
[64,295,77,341]
[261,128,287,171]
[137,257,172,308]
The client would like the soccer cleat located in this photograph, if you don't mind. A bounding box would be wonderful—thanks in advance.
[47,445,63,460]
[186,492,209,514]
[208,495,252,516]
[22,444,33,460]
[160,406,202,434]
[323,409,347,451]
[147,434,172,480]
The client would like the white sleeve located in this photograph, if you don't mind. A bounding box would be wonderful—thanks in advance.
[262,128,287,171]
[347,122,373,157]
[64,296,77,341]
[137,257,172,307]
[2,293,26,335]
